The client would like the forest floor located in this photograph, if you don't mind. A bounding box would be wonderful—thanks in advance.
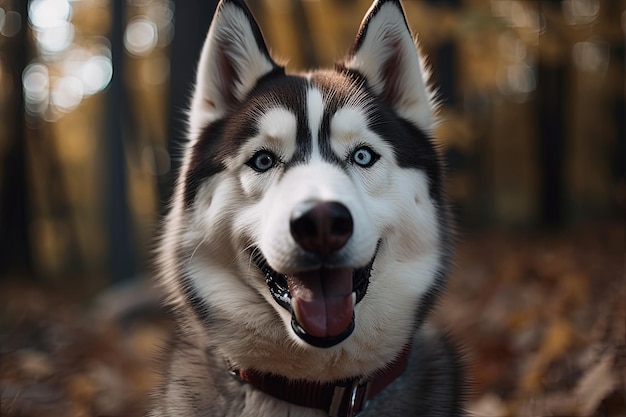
[1,218,624,417]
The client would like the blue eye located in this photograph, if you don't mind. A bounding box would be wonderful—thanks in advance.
[247,150,277,172]
[351,146,379,168]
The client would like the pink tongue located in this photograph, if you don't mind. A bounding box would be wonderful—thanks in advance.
[288,269,353,338]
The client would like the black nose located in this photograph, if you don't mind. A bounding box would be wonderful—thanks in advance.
[290,201,353,255]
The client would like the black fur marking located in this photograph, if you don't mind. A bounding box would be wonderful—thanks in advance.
[415,276,446,329]
[290,88,313,167]
[367,104,444,203]
[415,201,454,327]
[439,332,469,415]
[184,119,227,207]
[411,330,467,415]
[179,269,218,327]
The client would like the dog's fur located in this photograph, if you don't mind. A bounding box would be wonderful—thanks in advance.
[151,0,465,415]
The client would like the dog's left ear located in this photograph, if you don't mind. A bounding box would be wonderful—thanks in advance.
[343,0,436,132]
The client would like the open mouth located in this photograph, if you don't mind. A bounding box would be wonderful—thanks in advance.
[251,245,378,348]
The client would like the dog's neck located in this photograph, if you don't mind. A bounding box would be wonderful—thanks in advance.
[228,344,412,417]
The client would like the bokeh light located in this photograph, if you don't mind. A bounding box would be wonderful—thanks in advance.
[1,10,22,37]
[23,63,50,116]
[29,0,74,56]
[124,18,158,56]
[573,40,609,75]
[562,0,600,25]
[34,21,75,55]
[151,1,175,48]
[51,75,84,112]
[81,55,113,95]
[29,0,71,30]
[496,62,536,102]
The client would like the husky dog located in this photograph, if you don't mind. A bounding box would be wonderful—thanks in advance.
[152,0,464,415]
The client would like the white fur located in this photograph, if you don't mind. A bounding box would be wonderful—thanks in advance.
[306,88,324,160]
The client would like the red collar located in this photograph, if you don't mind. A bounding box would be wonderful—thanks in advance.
[230,345,411,417]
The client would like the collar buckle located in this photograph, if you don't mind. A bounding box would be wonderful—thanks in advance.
[328,378,371,417]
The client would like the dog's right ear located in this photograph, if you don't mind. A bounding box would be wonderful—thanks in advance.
[189,0,281,135]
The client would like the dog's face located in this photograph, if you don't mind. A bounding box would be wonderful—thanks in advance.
[160,0,450,381]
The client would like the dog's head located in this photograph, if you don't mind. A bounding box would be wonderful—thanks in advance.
[160,0,451,380]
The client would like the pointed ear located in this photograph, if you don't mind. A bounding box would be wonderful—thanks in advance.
[343,0,436,132]
[189,0,282,135]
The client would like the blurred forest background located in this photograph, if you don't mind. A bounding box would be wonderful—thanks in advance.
[0,0,624,416]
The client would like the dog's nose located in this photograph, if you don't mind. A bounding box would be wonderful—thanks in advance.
[290,201,353,255]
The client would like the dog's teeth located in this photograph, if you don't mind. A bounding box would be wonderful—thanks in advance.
[351,292,356,308]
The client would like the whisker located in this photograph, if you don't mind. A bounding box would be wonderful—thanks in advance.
[223,242,260,276]
[187,235,209,265]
